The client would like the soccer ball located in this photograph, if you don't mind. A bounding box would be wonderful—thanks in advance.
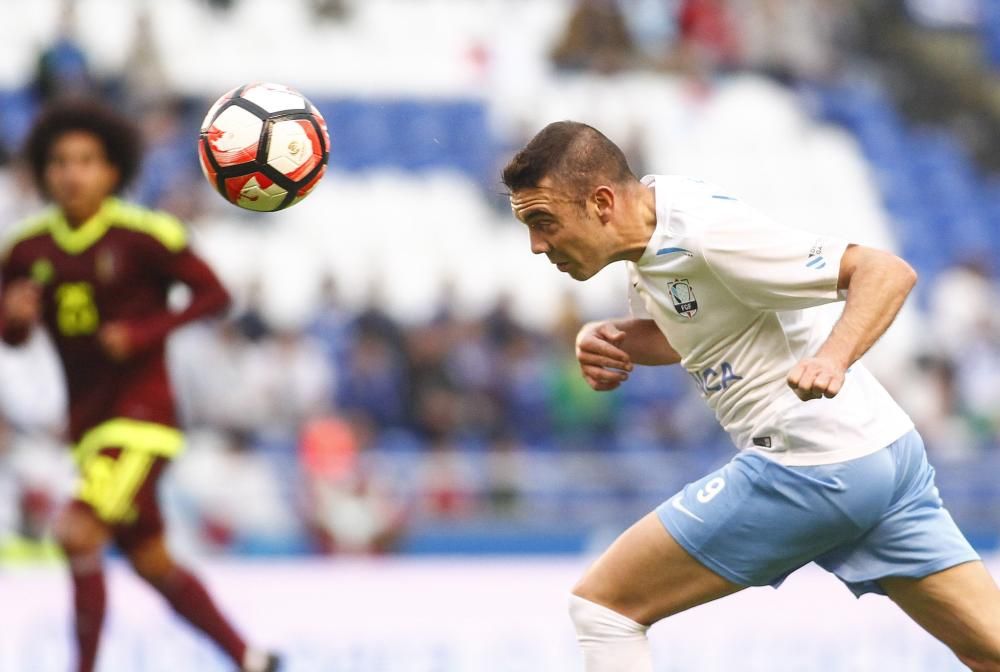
[199,83,330,212]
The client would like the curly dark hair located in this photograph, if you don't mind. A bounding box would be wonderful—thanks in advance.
[24,97,142,197]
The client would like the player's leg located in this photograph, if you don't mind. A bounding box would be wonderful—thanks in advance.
[52,501,111,672]
[569,448,899,672]
[125,534,263,669]
[570,512,744,672]
[117,457,278,672]
[880,562,1000,671]
[815,431,995,669]
[574,512,745,622]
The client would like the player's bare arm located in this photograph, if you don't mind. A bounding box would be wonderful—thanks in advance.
[577,318,680,391]
[787,244,917,401]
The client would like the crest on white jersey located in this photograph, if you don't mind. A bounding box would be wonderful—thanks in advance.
[668,279,698,318]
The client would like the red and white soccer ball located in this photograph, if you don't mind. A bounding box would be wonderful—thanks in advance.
[199,83,330,212]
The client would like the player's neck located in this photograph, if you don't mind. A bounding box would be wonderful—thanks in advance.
[611,183,657,263]
[61,201,105,229]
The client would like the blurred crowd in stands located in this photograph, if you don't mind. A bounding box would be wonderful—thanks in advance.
[552,0,854,84]
[1,0,1000,558]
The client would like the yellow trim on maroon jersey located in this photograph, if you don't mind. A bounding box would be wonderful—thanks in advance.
[73,418,184,464]
[6,198,188,257]
[48,200,115,254]
[108,199,187,252]
[1,211,53,261]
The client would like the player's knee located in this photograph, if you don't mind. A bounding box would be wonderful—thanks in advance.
[568,593,649,642]
[126,541,175,585]
[53,508,105,557]
[572,576,645,624]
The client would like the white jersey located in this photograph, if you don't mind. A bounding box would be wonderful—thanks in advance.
[627,175,913,466]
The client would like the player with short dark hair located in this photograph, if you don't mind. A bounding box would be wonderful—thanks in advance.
[502,121,635,199]
[1,99,279,672]
[504,120,1000,671]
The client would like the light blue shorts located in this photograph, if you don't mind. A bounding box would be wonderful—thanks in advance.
[656,430,979,597]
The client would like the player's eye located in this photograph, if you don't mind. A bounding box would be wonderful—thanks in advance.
[531,219,555,232]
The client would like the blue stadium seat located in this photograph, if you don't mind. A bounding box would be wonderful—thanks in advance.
[314,98,495,181]
[0,87,38,152]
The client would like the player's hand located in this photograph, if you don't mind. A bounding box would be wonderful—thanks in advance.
[576,321,633,391]
[99,322,134,361]
[787,356,845,401]
[2,280,42,326]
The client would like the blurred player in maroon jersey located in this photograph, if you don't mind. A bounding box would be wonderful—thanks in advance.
[0,100,279,672]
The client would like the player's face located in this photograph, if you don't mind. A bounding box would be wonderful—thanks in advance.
[510,177,611,281]
[44,131,119,223]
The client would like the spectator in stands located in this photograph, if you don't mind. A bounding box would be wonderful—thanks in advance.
[308,275,353,372]
[548,294,617,447]
[170,321,276,434]
[498,330,553,443]
[552,0,640,73]
[299,415,404,553]
[0,329,66,435]
[928,260,999,359]
[483,293,525,350]
[260,329,335,433]
[446,318,505,439]
[898,355,978,460]
[171,430,300,553]
[134,100,199,211]
[675,0,741,80]
[418,438,477,519]
[732,0,847,83]
[121,9,171,111]
[484,432,526,519]
[311,0,352,21]
[339,329,409,430]
[33,0,94,101]
[204,0,238,12]
[620,0,682,68]
[0,423,72,561]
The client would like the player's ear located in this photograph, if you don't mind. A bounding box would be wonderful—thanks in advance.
[106,164,122,193]
[592,185,614,223]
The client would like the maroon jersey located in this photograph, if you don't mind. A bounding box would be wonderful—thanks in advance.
[0,198,230,442]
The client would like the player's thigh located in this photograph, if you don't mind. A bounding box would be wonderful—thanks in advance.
[126,534,177,584]
[76,447,161,528]
[881,561,1000,669]
[573,512,744,626]
[52,501,111,555]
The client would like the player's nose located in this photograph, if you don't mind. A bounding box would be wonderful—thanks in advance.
[529,230,549,255]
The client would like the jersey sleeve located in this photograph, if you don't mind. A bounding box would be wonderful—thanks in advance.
[0,242,33,346]
[122,215,231,353]
[697,205,850,312]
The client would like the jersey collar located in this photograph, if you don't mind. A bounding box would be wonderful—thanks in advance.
[49,198,120,255]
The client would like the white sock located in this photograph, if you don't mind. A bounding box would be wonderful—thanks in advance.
[241,648,269,672]
[569,594,653,672]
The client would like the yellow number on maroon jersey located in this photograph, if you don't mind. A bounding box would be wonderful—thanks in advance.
[56,282,100,336]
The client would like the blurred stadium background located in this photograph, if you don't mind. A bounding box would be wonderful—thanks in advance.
[1,0,999,670]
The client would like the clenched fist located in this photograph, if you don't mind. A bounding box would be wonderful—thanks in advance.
[787,356,845,401]
[2,280,42,327]
[576,321,633,391]
[99,322,134,361]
